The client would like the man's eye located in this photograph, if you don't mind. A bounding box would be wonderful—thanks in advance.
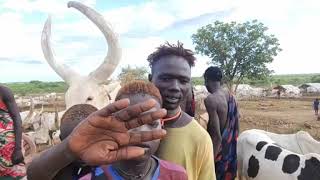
[181,80,189,84]
[161,77,170,81]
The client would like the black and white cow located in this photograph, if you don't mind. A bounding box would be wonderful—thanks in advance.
[237,129,320,180]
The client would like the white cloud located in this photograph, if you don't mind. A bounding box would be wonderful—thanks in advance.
[1,0,320,82]
[0,12,42,61]
[2,0,96,17]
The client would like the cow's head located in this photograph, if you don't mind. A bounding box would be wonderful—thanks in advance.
[41,1,121,109]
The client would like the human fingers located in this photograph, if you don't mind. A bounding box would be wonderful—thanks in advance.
[96,99,130,117]
[106,146,147,163]
[122,108,167,130]
[127,130,166,145]
[113,99,158,122]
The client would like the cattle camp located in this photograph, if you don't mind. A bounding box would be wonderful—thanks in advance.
[1,1,320,180]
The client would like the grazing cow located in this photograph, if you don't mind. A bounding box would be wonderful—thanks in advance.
[238,129,320,180]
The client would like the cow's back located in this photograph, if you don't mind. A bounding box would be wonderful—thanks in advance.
[237,129,320,180]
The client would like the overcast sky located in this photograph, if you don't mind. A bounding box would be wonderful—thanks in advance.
[1,0,319,83]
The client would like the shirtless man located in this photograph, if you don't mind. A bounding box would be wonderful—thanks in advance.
[204,66,239,180]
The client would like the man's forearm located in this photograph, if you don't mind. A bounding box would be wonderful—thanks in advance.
[27,139,77,180]
[12,116,22,150]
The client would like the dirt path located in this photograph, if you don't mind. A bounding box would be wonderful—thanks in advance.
[239,98,320,140]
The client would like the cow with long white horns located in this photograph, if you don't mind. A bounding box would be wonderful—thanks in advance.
[41,1,122,109]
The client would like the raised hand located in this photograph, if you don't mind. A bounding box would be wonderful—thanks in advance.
[67,98,167,165]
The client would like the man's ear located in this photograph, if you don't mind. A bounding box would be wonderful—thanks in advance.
[148,74,152,82]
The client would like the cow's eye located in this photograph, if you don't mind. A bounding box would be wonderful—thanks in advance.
[87,96,93,101]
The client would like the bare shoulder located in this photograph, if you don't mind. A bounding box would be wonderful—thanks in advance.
[204,94,218,106]
[0,85,13,99]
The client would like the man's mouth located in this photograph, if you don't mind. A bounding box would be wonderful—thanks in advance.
[164,96,180,104]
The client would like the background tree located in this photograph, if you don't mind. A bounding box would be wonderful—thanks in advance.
[117,65,148,85]
[311,75,320,83]
[192,20,282,92]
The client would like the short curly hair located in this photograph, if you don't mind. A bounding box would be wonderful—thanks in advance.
[115,80,162,104]
[204,66,223,82]
[59,104,98,140]
[147,41,196,68]
[60,104,98,124]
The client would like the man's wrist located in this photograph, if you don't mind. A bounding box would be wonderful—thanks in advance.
[62,138,78,162]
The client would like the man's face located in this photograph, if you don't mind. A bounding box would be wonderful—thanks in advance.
[150,55,191,111]
[117,94,161,160]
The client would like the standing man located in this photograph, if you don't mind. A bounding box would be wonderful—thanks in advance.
[313,98,319,116]
[0,85,26,179]
[203,66,239,180]
[148,42,215,180]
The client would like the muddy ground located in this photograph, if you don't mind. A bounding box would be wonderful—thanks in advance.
[238,96,320,140]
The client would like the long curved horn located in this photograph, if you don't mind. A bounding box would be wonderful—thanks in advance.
[67,1,121,83]
[41,16,80,84]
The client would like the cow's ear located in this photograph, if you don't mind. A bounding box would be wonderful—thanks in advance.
[148,74,152,82]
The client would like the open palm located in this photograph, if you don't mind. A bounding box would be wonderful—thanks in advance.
[67,99,167,165]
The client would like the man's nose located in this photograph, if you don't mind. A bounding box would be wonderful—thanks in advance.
[168,80,180,91]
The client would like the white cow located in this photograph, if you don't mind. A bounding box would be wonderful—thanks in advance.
[41,1,122,109]
[238,129,320,180]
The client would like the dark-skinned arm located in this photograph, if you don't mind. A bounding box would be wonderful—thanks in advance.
[204,97,222,159]
[27,99,167,180]
[1,86,24,164]
[27,139,77,180]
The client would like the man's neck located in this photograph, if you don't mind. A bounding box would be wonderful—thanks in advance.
[166,107,180,118]
[209,82,221,93]
[164,110,192,128]
[113,157,154,179]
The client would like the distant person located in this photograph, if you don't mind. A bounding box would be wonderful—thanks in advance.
[313,98,319,116]
[203,67,239,180]
[277,89,281,99]
[0,85,26,179]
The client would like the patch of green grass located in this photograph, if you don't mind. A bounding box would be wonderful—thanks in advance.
[3,81,68,96]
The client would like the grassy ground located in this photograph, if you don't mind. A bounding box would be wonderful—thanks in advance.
[3,81,68,96]
[3,73,320,95]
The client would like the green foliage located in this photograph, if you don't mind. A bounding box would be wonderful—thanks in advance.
[192,20,282,90]
[311,75,320,83]
[4,81,68,96]
[192,77,204,86]
[192,73,320,87]
[117,65,148,85]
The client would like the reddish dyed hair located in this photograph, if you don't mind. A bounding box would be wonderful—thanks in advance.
[115,80,162,104]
